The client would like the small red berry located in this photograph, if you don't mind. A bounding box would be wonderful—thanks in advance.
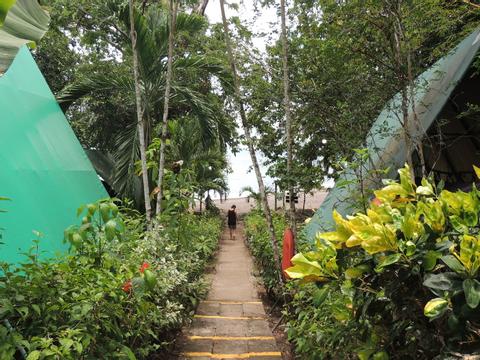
[139,262,150,273]
[122,280,132,292]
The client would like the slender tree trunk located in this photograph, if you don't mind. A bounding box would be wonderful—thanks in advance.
[303,192,306,212]
[280,0,296,234]
[407,51,426,177]
[129,0,152,226]
[194,0,209,15]
[156,0,178,216]
[219,0,283,285]
[274,182,278,210]
[391,1,415,180]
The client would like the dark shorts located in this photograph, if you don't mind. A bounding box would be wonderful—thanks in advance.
[228,223,236,230]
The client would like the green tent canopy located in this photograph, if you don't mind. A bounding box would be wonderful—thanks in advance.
[305,27,480,240]
[0,47,108,264]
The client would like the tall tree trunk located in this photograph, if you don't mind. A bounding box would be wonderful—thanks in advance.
[280,0,296,234]
[391,0,415,180]
[156,0,178,216]
[194,0,209,15]
[274,182,278,210]
[129,0,152,226]
[407,51,426,177]
[219,0,283,285]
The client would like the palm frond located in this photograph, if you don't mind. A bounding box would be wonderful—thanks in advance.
[57,72,134,110]
[112,121,143,207]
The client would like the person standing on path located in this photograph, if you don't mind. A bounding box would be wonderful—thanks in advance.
[227,205,237,240]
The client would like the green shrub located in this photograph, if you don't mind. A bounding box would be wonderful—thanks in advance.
[0,200,221,359]
[244,209,287,298]
[288,165,480,359]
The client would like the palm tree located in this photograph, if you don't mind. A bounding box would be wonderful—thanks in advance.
[58,2,232,212]
[156,0,178,216]
[129,0,152,223]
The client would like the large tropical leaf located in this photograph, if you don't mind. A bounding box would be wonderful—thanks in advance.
[0,0,49,74]
[0,0,16,26]
[57,72,134,110]
[112,122,144,207]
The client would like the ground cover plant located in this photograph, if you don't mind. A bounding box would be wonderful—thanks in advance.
[0,199,221,359]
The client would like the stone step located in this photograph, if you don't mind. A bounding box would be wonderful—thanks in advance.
[185,317,272,337]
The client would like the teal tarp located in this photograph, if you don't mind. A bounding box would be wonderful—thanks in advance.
[0,47,108,264]
[305,28,480,240]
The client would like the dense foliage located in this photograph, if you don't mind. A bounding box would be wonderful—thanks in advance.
[245,167,480,358]
[0,199,221,359]
[4,0,480,358]
[238,0,480,194]
[286,166,480,359]
[34,0,236,208]
[244,210,289,297]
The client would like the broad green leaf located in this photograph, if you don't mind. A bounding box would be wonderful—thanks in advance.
[360,223,398,254]
[398,165,415,193]
[463,278,480,309]
[31,303,41,316]
[474,165,480,180]
[375,253,402,273]
[405,240,416,257]
[449,215,469,234]
[457,235,480,277]
[373,352,389,360]
[440,190,463,214]
[285,253,329,282]
[416,178,434,196]
[357,349,375,360]
[99,203,110,222]
[312,286,329,306]
[26,350,41,360]
[105,220,117,241]
[120,346,137,360]
[423,272,462,292]
[59,338,74,350]
[374,183,410,202]
[423,251,441,271]
[345,267,365,279]
[424,298,448,319]
[0,0,16,26]
[0,0,50,74]
[143,269,157,290]
[441,255,465,274]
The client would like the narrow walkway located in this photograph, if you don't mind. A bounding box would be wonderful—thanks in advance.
[178,222,282,360]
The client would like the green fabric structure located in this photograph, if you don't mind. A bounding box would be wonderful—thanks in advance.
[0,47,108,264]
[305,28,480,241]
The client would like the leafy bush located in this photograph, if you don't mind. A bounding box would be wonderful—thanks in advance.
[287,165,480,359]
[0,199,221,359]
[244,209,288,298]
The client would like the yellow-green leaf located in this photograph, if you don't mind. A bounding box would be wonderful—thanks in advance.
[474,165,480,180]
[424,298,448,319]
[0,0,16,26]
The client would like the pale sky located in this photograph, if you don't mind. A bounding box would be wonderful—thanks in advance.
[205,0,278,198]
